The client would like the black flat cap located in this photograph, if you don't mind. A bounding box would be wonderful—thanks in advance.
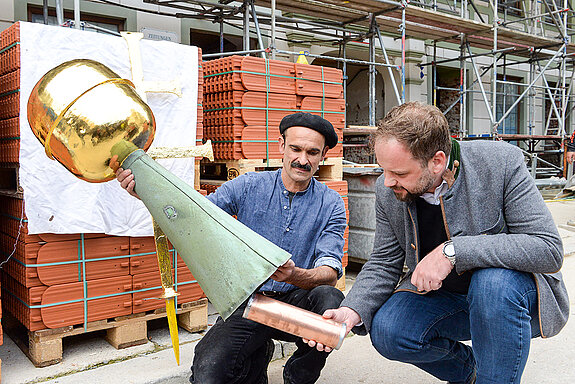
[279,112,338,148]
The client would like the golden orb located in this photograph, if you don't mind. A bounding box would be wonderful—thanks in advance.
[27,59,156,182]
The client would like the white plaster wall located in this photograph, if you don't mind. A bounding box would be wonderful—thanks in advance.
[0,0,15,31]
[471,95,493,135]
[379,65,402,112]
[119,0,168,12]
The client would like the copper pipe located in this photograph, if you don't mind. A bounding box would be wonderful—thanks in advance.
[243,294,347,350]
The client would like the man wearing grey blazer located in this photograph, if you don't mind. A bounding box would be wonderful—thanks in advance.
[311,102,569,383]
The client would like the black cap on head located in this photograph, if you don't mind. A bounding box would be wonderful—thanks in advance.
[279,112,338,149]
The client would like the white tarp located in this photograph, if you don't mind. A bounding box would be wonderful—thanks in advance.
[18,22,199,236]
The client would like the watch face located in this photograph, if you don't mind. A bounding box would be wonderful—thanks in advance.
[444,244,455,256]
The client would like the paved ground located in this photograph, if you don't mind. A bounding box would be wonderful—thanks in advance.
[1,199,574,384]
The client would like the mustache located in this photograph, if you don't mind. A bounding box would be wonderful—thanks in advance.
[291,161,312,171]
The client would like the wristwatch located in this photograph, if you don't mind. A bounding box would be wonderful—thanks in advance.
[442,240,456,266]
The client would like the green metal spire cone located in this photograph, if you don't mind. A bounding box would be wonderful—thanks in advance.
[117,146,291,320]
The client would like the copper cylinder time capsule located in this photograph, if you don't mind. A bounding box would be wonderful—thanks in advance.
[243,294,347,350]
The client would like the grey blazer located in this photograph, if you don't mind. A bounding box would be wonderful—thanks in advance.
[341,140,569,338]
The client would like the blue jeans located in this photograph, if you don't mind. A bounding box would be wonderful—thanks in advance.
[370,268,540,384]
[191,285,344,384]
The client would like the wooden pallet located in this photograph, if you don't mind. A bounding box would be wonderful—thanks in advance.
[0,164,23,198]
[201,157,343,181]
[194,158,201,190]
[4,298,208,367]
[335,268,346,292]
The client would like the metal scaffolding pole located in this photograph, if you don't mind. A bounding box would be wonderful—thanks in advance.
[502,54,507,134]
[43,0,49,25]
[74,0,80,29]
[342,32,348,122]
[561,0,569,137]
[538,62,564,134]
[56,0,64,26]
[401,1,407,103]
[543,78,559,134]
[491,0,499,136]
[500,7,569,28]
[219,12,224,53]
[249,1,267,58]
[271,0,276,59]
[565,70,575,134]
[460,34,467,137]
[529,55,535,135]
[541,0,567,40]
[203,48,268,58]
[369,15,377,126]
[274,49,397,68]
[433,41,437,107]
[243,0,250,51]
[420,47,515,67]
[466,43,496,124]
[375,23,402,106]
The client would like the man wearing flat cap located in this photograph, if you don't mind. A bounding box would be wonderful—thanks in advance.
[115,112,346,384]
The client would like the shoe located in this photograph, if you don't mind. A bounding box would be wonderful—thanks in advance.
[265,339,275,364]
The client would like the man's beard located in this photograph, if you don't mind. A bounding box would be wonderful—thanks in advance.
[392,167,436,203]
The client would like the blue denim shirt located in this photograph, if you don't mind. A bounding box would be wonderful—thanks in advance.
[207,169,346,293]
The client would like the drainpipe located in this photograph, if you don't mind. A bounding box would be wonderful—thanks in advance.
[43,0,49,25]
[74,0,81,29]
[56,0,64,25]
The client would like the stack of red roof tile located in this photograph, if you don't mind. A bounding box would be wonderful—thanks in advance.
[0,197,206,331]
[199,181,221,195]
[203,55,345,160]
[0,22,206,332]
[0,23,20,165]
[320,180,350,267]
[196,51,204,145]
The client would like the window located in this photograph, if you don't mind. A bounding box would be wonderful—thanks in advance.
[435,66,461,137]
[496,74,522,136]
[497,0,523,19]
[28,5,125,34]
[544,81,571,136]
[190,29,258,53]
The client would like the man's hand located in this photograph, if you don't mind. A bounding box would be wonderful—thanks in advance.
[411,242,453,292]
[270,259,296,283]
[566,151,575,164]
[303,306,360,352]
[109,155,140,199]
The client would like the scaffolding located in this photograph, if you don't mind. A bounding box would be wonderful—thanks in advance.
[80,0,575,176]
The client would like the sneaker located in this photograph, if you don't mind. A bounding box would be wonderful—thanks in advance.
[265,339,275,364]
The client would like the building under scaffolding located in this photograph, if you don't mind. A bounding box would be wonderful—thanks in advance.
[13,0,575,177]
[131,0,575,178]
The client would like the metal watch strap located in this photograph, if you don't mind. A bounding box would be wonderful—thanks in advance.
[443,240,456,266]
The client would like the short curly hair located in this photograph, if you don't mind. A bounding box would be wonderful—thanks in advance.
[371,102,451,165]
